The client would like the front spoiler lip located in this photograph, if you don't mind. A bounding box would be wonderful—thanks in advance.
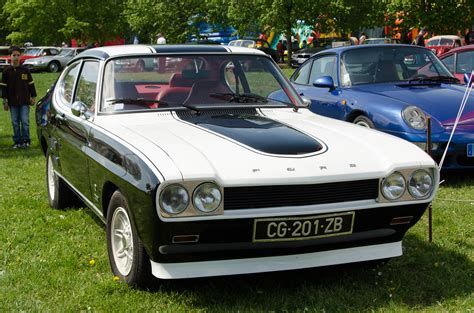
[150,241,402,279]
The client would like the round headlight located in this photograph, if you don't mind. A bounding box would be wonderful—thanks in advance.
[193,182,222,213]
[159,184,189,214]
[382,172,406,200]
[408,169,433,198]
[402,106,426,130]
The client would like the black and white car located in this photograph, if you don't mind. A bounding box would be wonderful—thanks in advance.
[36,44,439,287]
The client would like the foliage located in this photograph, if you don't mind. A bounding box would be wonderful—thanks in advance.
[124,0,206,44]
[387,0,474,35]
[1,0,128,46]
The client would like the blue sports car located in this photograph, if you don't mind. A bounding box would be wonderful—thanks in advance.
[289,44,474,169]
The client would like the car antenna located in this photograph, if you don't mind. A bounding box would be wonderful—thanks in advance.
[437,70,473,170]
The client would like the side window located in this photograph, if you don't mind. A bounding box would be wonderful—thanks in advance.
[456,51,474,74]
[441,54,455,73]
[309,55,338,85]
[59,62,80,105]
[292,62,311,85]
[75,61,99,112]
[51,49,59,55]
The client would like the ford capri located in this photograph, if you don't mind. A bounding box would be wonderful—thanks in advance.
[290,45,474,169]
[36,45,439,287]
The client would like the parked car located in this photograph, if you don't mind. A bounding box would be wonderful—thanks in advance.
[36,44,438,287]
[426,35,463,56]
[362,38,400,45]
[228,39,278,62]
[0,46,60,68]
[23,47,86,72]
[439,45,474,82]
[291,38,352,68]
[288,44,474,169]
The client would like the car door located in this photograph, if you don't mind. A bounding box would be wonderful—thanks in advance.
[52,60,99,200]
[456,50,474,79]
[291,54,345,119]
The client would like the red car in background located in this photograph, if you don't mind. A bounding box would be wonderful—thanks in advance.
[426,35,463,56]
[439,45,474,82]
[0,46,60,69]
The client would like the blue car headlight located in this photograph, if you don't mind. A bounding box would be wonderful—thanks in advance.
[402,106,426,130]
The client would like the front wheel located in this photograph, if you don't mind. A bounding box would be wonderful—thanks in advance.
[353,115,375,128]
[48,61,60,73]
[46,152,78,209]
[106,190,152,288]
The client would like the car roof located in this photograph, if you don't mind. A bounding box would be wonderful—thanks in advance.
[70,44,267,62]
[312,44,429,56]
[25,46,60,50]
[428,35,461,41]
[440,44,474,55]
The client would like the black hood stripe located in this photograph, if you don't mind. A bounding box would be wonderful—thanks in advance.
[176,109,324,156]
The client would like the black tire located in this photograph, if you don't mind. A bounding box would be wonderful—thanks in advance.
[353,115,375,128]
[48,61,60,73]
[46,152,78,209]
[106,190,152,288]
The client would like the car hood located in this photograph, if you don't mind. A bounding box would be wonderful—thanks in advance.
[352,83,474,127]
[96,108,434,184]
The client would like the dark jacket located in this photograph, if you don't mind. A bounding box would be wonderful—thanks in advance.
[1,65,37,107]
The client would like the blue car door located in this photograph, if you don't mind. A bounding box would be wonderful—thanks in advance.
[292,54,346,120]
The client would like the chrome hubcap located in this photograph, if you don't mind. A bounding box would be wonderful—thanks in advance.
[111,207,134,276]
[355,121,371,128]
[47,156,56,201]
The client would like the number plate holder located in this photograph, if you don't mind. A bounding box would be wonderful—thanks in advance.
[252,212,355,243]
[467,144,474,157]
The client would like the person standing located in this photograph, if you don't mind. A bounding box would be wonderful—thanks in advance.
[156,33,166,45]
[415,28,427,46]
[359,32,367,45]
[1,46,37,148]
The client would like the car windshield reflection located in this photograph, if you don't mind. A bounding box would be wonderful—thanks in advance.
[101,55,295,113]
[341,46,454,86]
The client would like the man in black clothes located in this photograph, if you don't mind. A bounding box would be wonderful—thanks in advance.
[415,28,427,46]
[1,46,37,148]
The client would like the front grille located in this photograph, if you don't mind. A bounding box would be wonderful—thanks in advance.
[224,179,379,210]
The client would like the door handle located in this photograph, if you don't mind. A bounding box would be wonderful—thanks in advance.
[55,113,66,122]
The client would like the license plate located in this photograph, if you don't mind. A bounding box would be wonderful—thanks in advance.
[468,144,474,157]
[252,212,354,243]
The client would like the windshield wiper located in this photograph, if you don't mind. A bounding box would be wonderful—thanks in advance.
[406,75,460,84]
[210,92,269,103]
[107,98,200,114]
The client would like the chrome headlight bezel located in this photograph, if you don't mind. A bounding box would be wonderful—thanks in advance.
[379,168,437,202]
[381,172,406,200]
[157,181,224,218]
[402,106,427,130]
[408,169,434,199]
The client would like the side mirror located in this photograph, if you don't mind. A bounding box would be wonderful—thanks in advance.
[300,97,311,108]
[313,76,335,90]
[464,72,473,85]
[71,101,92,120]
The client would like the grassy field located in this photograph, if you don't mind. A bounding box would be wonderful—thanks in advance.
[0,72,472,311]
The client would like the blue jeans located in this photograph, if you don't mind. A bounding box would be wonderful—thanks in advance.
[9,105,30,144]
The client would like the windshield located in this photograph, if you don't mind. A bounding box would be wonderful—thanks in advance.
[101,54,298,113]
[23,48,41,56]
[340,46,453,86]
[58,49,74,57]
[427,38,454,47]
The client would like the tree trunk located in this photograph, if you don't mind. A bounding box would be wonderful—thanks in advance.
[286,21,292,67]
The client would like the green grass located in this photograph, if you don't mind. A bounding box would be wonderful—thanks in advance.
[0,72,473,311]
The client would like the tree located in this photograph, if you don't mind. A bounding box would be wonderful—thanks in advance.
[2,0,128,46]
[124,0,206,43]
[387,0,474,35]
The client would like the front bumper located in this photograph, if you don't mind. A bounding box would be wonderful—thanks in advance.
[147,202,428,278]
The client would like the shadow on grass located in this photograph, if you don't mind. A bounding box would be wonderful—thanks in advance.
[148,235,473,310]
[440,169,474,186]
[0,144,44,158]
